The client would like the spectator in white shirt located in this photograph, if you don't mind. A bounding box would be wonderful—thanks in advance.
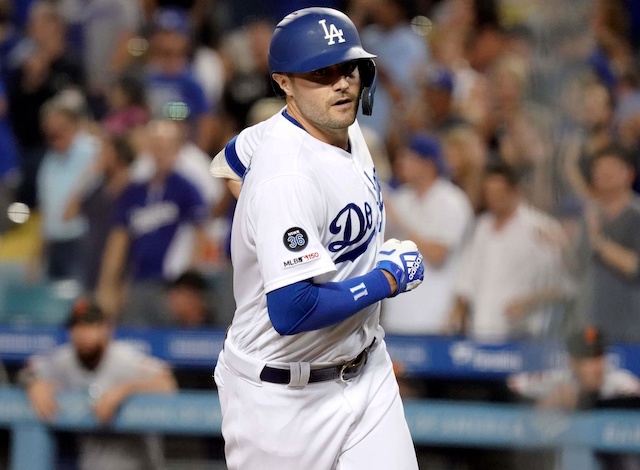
[382,133,473,335]
[448,162,571,341]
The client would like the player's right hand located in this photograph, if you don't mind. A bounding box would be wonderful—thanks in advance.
[375,238,425,297]
[27,379,58,422]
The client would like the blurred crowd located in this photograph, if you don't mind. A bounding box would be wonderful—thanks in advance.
[0,0,639,346]
[0,1,640,468]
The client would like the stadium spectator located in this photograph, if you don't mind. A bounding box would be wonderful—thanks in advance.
[409,66,468,135]
[30,96,99,282]
[191,15,226,113]
[485,53,557,212]
[8,1,84,208]
[562,78,615,202]
[448,162,571,341]
[18,297,177,470]
[508,325,640,470]
[382,133,473,335]
[101,73,150,137]
[502,24,545,102]
[357,0,431,142]
[220,17,277,134]
[132,117,223,211]
[132,116,228,267]
[423,67,457,129]
[587,0,635,93]
[578,145,640,343]
[63,134,135,292]
[441,123,487,212]
[97,120,208,325]
[509,325,640,408]
[166,269,216,328]
[463,0,506,75]
[427,0,492,132]
[612,64,640,194]
[143,7,216,152]
[57,0,143,118]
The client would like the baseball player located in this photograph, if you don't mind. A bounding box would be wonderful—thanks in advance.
[211,8,425,470]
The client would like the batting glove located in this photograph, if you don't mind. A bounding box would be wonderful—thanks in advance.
[375,238,425,297]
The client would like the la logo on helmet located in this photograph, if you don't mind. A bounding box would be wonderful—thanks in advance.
[318,19,345,45]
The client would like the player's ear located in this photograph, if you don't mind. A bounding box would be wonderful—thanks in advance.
[272,73,292,97]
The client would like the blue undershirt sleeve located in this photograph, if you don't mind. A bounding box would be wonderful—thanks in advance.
[266,269,392,335]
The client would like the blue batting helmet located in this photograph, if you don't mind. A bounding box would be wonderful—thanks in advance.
[268,7,378,115]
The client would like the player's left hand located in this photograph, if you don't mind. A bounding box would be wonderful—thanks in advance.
[375,238,425,297]
[93,384,128,423]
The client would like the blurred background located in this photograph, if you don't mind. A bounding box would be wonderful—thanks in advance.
[1,0,640,468]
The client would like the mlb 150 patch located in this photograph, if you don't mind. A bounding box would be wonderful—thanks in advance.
[283,227,309,252]
[283,251,320,269]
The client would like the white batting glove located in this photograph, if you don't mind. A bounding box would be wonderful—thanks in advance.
[375,238,425,297]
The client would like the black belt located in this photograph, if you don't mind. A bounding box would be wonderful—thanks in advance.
[259,338,376,384]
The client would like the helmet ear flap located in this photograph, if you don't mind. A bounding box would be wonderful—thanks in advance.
[359,59,377,116]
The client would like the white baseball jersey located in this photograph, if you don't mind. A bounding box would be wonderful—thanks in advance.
[212,109,419,470]
[219,110,386,364]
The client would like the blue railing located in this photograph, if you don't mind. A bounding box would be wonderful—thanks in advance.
[2,326,640,379]
[2,325,640,468]
[2,387,640,469]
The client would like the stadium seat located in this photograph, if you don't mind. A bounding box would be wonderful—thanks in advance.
[1,279,79,326]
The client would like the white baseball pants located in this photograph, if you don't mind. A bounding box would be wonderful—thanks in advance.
[214,339,419,470]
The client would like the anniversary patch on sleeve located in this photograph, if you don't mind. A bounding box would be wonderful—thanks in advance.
[283,251,320,269]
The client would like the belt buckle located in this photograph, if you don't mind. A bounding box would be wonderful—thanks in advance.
[339,348,369,383]
[339,363,351,382]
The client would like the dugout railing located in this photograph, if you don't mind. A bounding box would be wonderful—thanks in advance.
[1,387,640,469]
[1,328,640,469]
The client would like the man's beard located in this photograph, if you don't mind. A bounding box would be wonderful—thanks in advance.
[75,345,105,370]
[588,121,608,134]
[294,92,359,131]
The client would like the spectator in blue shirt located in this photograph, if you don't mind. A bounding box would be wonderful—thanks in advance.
[356,0,430,141]
[32,95,99,281]
[97,119,208,326]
